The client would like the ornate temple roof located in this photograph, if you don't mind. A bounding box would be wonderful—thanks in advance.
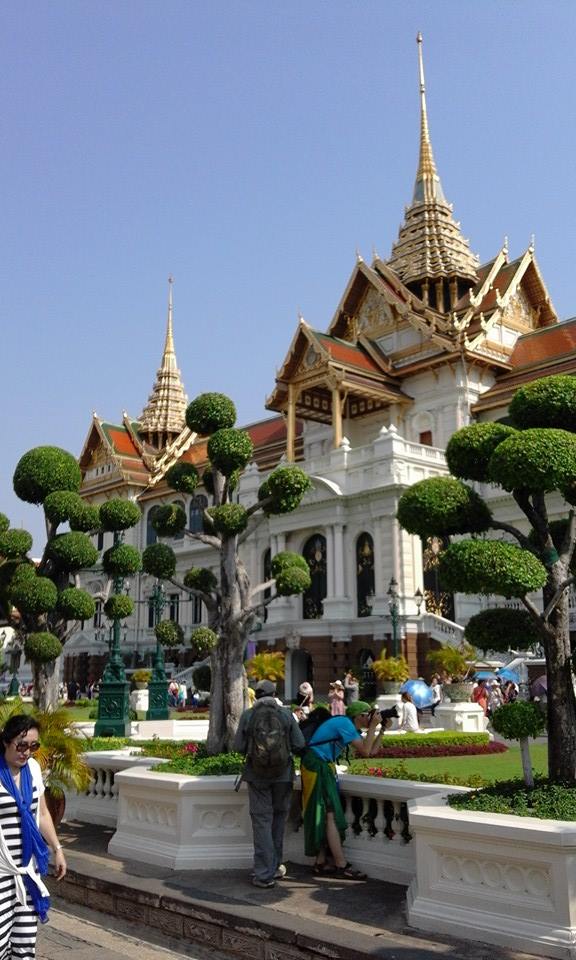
[387,35,479,287]
[138,277,188,448]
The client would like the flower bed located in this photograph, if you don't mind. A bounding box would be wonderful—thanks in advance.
[151,752,244,776]
[354,760,489,788]
[373,741,507,759]
[83,737,205,759]
[448,779,576,820]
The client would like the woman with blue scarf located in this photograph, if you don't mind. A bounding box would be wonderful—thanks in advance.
[0,715,66,958]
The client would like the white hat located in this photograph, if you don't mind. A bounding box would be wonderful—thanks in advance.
[333,679,344,687]
[299,682,313,695]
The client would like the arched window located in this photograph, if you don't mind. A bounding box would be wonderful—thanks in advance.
[302,534,327,620]
[356,532,375,617]
[172,500,185,541]
[189,495,208,534]
[146,505,162,546]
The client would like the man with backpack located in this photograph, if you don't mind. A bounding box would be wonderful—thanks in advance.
[233,679,305,888]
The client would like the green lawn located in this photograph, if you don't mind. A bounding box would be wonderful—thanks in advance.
[352,743,548,784]
[62,704,209,722]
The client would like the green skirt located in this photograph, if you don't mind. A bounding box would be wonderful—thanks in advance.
[300,749,347,857]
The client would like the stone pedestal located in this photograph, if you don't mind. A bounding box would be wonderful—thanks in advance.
[129,689,149,713]
[376,693,401,730]
[434,701,488,733]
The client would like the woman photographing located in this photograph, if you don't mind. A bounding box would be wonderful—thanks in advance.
[0,715,66,958]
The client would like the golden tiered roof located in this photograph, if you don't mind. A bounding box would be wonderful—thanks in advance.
[387,34,479,286]
[139,277,188,450]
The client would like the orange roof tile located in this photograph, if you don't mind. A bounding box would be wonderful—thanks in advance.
[317,335,382,374]
[510,318,576,368]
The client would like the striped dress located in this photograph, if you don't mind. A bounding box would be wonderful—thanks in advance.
[0,763,42,960]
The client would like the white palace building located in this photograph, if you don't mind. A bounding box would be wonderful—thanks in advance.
[66,38,576,697]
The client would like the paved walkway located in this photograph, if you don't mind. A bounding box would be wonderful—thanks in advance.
[49,821,541,960]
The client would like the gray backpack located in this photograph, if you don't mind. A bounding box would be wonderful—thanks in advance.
[247,702,291,778]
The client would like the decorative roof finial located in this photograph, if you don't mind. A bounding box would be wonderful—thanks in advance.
[356,248,364,263]
[138,277,188,448]
[503,235,509,255]
[529,234,535,253]
[413,33,445,204]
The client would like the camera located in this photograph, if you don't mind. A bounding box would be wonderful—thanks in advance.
[371,705,399,721]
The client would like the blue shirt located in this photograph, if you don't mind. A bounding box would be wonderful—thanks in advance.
[308,716,359,763]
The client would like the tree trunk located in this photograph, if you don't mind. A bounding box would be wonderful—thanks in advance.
[206,535,249,755]
[32,656,61,712]
[519,737,534,788]
[543,582,576,783]
[207,635,246,754]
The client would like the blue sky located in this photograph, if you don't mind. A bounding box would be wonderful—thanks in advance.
[2,0,576,547]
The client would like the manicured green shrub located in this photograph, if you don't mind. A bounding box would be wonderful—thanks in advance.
[448,780,576,820]
[439,539,548,597]
[11,577,58,615]
[491,701,545,741]
[190,627,218,654]
[141,543,176,579]
[57,587,96,621]
[489,428,576,493]
[397,477,491,540]
[154,620,184,647]
[165,462,199,494]
[0,529,33,559]
[47,532,99,571]
[183,567,217,593]
[102,543,142,577]
[151,753,244,776]
[8,563,36,589]
[0,514,9,534]
[275,566,311,596]
[43,491,85,525]
[152,503,187,537]
[349,759,489,789]
[99,499,141,531]
[270,551,309,577]
[264,466,311,514]
[69,503,101,533]
[13,447,82,504]
[186,393,237,435]
[202,468,214,496]
[210,504,248,536]
[509,375,576,432]
[445,422,517,482]
[207,428,253,476]
[24,631,62,664]
[104,594,134,620]
[464,608,542,652]
[374,732,490,748]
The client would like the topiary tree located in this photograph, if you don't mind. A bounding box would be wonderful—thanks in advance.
[143,391,311,753]
[397,374,576,784]
[0,446,142,711]
[491,701,545,787]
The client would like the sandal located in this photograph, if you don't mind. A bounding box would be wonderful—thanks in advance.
[334,862,367,881]
[313,862,336,875]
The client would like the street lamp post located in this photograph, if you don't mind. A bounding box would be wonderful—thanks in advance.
[146,579,169,721]
[94,535,131,737]
[387,577,400,658]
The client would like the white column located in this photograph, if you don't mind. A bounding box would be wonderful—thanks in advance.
[333,523,345,597]
[326,526,335,596]
[373,516,383,592]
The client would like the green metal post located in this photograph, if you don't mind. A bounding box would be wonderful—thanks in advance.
[387,577,400,658]
[146,580,169,721]
[94,532,131,737]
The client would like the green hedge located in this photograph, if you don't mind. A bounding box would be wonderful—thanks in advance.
[376,732,489,748]
[151,753,244,776]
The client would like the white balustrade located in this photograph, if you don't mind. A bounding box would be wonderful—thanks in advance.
[65,751,165,827]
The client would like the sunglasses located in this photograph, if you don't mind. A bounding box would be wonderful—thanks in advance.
[14,741,40,754]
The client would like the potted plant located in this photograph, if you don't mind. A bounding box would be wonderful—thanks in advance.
[372,652,410,693]
[245,651,285,681]
[132,668,152,690]
[32,706,92,825]
[426,643,476,701]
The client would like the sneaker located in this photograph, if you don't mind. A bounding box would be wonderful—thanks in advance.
[252,877,275,889]
[274,864,287,879]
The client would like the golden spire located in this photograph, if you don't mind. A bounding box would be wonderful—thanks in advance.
[139,277,188,450]
[413,32,445,204]
[387,34,479,292]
